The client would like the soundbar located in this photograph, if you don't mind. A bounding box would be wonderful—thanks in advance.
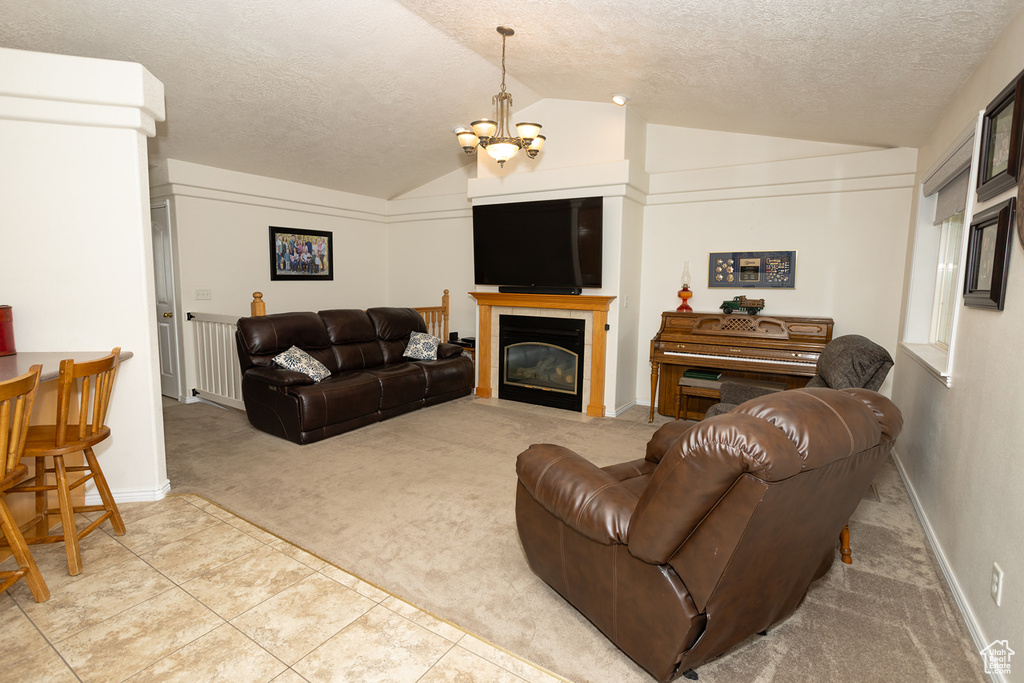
[497,286,583,295]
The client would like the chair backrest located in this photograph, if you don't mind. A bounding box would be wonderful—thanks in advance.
[0,365,41,477]
[813,334,894,390]
[53,348,120,447]
[627,387,902,663]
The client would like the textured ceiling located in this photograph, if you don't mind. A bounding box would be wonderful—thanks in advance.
[2,0,1023,199]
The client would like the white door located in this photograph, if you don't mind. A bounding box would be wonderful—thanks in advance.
[151,203,181,398]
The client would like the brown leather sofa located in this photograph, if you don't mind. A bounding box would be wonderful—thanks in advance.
[236,307,473,444]
[515,387,903,681]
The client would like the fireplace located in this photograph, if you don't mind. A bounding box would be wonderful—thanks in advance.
[499,315,586,412]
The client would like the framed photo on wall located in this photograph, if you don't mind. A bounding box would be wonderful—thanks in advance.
[963,198,1015,310]
[270,227,333,281]
[977,70,1024,202]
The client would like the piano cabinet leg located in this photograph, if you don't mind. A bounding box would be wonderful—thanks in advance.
[649,361,660,422]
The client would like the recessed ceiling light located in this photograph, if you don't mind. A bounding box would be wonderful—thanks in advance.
[611,94,630,106]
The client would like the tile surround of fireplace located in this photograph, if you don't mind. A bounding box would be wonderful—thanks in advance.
[469,292,616,417]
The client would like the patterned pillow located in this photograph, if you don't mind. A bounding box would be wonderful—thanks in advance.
[404,331,440,360]
[272,346,331,382]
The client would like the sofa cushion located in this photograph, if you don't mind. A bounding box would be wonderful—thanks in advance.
[289,371,383,430]
[236,312,338,373]
[404,331,440,360]
[273,346,331,382]
[367,308,428,364]
[319,309,386,370]
[366,363,427,410]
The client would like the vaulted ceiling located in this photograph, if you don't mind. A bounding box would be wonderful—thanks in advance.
[3,0,1023,199]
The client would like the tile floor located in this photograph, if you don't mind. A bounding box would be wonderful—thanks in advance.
[0,495,563,682]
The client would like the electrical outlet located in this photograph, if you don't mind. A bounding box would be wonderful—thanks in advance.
[991,562,1004,607]
[195,288,212,301]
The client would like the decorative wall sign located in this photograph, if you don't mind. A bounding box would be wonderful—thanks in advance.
[270,227,333,281]
[964,198,1014,310]
[977,70,1024,202]
[707,251,796,289]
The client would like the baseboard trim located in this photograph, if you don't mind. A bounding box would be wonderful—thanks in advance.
[890,449,1000,682]
[610,399,637,417]
[85,478,171,505]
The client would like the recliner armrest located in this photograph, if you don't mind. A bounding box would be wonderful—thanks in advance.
[516,444,638,545]
[245,366,316,387]
[436,342,464,359]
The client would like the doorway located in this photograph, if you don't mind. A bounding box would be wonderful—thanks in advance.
[151,202,183,399]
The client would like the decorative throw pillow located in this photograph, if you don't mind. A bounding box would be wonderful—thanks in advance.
[272,346,331,382]
[404,331,440,361]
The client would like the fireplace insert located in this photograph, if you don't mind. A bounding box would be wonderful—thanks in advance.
[499,315,586,412]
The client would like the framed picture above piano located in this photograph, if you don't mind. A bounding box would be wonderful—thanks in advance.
[708,251,796,288]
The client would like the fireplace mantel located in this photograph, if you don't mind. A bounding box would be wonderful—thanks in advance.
[470,292,616,417]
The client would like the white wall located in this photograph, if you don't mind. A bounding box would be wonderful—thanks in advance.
[0,48,167,501]
[150,160,391,398]
[893,5,1024,658]
[637,133,917,406]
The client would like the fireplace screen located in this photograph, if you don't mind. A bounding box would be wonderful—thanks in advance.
[504,342,578,395]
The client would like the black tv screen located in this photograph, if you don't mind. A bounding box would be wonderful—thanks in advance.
[473,197,603,289]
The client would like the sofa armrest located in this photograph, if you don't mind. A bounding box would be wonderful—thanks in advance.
[436,342,464,359]
[516,444,638,545]
[245,366,316,387]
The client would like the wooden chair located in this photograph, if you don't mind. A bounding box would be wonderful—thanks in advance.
[9,349,126,575]
[0,365,49,602]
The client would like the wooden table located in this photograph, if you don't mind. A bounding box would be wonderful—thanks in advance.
[0,351,134,382]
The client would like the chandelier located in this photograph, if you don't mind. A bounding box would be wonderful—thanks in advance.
[453,26,545,167]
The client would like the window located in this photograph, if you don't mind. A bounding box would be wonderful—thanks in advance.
[901,117,978,386]
[930,211,964,349]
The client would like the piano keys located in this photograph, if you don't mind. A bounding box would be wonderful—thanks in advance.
[650,311,834,421]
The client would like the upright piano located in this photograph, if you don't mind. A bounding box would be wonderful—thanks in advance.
[650,311,834,421]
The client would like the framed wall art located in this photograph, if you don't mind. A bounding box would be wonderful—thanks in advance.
[977,70,1024,202]
[707,251,796,288]
[963,198,1015,310]
[270,227,333,281]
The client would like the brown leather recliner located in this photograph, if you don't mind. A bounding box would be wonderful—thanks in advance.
[515,387,903,681]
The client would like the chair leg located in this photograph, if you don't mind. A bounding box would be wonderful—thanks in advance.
[0,497,49,602]
[83,447,125,535]
[840,523,852,564]
[53,455,83,576]
[32,457,49,538]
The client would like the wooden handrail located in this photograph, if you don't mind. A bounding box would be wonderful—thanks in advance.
[414,289,450,340]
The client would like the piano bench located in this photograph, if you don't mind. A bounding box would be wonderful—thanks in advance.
[676,377,788,420]
[675,382,721,420]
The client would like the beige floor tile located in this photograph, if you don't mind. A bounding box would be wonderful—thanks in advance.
[3,526,135,593]
[0,643,78,683]
[231,573,376,665]
[113,502,223,554]
[125,623,287,682]
[0,593,49,666]
[459,635,566,683]
[380,595,464,643]
[270,670,309,683]
[419,645,530,682]
[294,604,454,683]
[116,496,196,526]
[182,546,313,619]
[269,537,329,570]
[223,517,286,545]
[13,556,176,642]
[56,587,224,681]
[140,519,266,584]
[319,564,390,602]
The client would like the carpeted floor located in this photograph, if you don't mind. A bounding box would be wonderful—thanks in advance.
[163,396,984,682]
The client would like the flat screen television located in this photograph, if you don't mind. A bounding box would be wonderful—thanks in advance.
[473,196,603,292]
